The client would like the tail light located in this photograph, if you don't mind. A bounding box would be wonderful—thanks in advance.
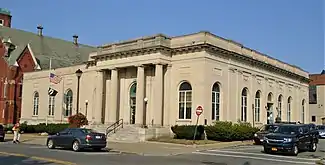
[86,135,92,140]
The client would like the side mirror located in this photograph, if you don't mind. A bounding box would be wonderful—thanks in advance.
[56,133,60,136]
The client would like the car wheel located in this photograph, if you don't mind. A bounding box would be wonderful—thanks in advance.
[309,142,317,152]
[72,140,80,152]
[291,144,299,156]
[47,139,55,149]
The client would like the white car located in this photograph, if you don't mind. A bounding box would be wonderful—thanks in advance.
[317,125,325,139]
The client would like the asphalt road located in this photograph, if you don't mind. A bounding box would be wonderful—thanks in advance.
[0,140,324,165]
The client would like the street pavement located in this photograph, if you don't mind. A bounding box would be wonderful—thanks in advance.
[187,139,325,165]
[0,139,324,165]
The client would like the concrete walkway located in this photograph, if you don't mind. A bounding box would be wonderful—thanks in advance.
[4,134,253,156]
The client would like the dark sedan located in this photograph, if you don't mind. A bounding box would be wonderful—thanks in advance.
[0,124,5,142]
[46,128,106,152]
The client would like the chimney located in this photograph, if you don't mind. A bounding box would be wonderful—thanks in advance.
[73,35,78,45]
[37,25,43,36]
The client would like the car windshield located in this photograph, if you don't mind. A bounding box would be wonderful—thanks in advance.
[274,126,298,135]
[80,129,97,134]
[317,126,325,130]
[260,125,278,132]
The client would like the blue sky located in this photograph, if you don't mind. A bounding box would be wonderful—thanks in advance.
[4,0,324,73]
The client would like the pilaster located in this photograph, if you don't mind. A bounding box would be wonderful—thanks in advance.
[135,65,145,125]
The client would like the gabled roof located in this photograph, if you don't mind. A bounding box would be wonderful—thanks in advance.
[0,26,96,70]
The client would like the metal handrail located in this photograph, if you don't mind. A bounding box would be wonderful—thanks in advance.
[105,119,123,136]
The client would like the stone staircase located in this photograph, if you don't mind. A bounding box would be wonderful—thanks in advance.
[88,123,170,142]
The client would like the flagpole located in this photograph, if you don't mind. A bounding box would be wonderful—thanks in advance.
[47,58,52,126]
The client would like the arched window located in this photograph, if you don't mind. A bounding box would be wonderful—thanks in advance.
[48,96,55,116]
[254,91,261,122]
[241,88,248,122]
[33,92,39,116]
[287,97,292,122]
[65,89,73,117]
[277,95,283,119]
[178,82,192,119]
[302,99,305,123]
[212,83,220,121]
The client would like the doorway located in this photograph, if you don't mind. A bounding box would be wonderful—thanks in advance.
[267,103,274,124]
[129,83,137,124]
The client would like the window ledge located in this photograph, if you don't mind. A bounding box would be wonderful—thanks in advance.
[32,115,38,117]
[176,119,192,122]
[47,116,54,118]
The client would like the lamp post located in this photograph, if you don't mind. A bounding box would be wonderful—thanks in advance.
[75,69,83,114]
[85,100,88,117]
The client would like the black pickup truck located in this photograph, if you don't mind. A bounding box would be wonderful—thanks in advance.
[263,124,318,156]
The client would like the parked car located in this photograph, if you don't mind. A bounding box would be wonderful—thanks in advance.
[263,124,318,156]
[254,124,280,144]
[317,125,325,139]
[0,124,5,142]
[46,128,106,152]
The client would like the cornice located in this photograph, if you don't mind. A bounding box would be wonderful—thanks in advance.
[87,42,309,83]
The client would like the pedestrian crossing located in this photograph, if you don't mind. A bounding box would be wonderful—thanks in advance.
[192,148,320,165]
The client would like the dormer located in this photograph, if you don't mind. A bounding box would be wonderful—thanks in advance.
[2,38,16,57]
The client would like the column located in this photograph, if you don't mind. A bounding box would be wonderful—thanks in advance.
[135,65,145,125]
[108,68,118,124]
[94,71,104,124]
[153,64,164,126]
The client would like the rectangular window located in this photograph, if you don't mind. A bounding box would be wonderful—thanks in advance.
[48,96,55,116]
[309,85,317,104]
[3,81,7,98]
[312,116,316,122]
[255,98,260,122]
[212,92,220,121]
[0,19,3,26]
[178,91,192,119]
[241,96,247,122]
[33,97,39,116]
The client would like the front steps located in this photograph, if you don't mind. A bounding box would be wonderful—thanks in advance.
[88,124,171,142]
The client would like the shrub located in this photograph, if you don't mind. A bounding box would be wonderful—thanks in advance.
[68,113,88,128]
[18,123,69,135]
[205,121,234,141]
[171,125,205,140]
[205,121,259,142]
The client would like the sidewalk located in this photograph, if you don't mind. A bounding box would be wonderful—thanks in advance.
[4,133,253,156]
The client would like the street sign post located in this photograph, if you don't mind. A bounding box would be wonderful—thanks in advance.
[193,105,204,141]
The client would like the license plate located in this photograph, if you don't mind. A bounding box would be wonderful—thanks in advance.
[271,147,277,151]
[95,136,101,139]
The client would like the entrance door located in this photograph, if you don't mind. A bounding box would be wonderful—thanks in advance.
[267,103,274,124]
[130,97,136,124]
[129,83,137,124]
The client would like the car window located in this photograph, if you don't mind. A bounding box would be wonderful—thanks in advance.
[274,126,299,135]
[80,129,98,134]
[260,125,278,132]
[317,126,325,130]
[303,126,309,134]
[59,128,70,134]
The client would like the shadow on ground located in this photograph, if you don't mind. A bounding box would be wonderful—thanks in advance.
[0,155,56,165]
[54,147,120,153]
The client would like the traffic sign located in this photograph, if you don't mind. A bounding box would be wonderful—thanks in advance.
[196,105,203,116]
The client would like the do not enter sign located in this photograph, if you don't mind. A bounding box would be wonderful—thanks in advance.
[196,105,203,116]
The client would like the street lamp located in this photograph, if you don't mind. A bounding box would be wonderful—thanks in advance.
[85,100,88,117]
[75,69,83,114]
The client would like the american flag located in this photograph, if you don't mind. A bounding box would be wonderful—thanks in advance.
[49,73,62,84]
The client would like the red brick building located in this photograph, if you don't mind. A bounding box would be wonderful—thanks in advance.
[0,8,95,125]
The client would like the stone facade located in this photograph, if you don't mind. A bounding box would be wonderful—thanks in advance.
[20,31,309,128]
[309,72,325,125]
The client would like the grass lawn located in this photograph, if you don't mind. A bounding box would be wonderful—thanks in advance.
[147,136,218,145]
